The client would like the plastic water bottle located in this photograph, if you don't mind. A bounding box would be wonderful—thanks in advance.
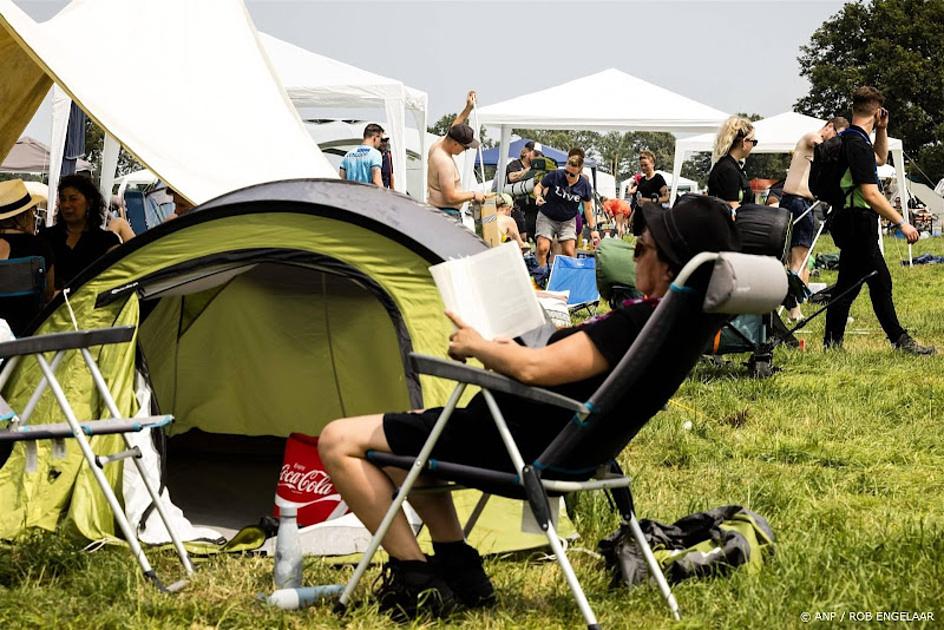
[273,505,303,589]
[263,585,345,610]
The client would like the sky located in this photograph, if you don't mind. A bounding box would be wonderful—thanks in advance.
[18,0,848,142]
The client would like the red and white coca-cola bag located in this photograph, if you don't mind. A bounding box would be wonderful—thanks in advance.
[274,433,349,527]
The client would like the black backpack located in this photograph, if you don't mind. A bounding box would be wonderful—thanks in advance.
[809,128,870,208]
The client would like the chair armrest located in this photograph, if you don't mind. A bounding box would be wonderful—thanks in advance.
[0,327,135,359]
[409,353,587,413]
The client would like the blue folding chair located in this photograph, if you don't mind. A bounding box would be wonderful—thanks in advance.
[546,255,600,316]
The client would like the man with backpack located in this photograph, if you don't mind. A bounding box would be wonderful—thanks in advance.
[820,86,934,355]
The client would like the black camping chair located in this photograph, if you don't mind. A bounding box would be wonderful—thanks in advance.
[0,256,47,334]
[336,252,788,628]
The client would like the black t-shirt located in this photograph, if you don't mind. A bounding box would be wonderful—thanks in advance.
[840,125,879,211]
[41,223,120,289]
[708,155,751,205]
[381,150,393,189]
[462,299,657,465]
[507,159,538,213]
[636,173,667,203]
[0,232,55,335]
[538,169,592,221]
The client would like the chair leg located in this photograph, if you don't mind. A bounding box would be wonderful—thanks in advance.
[626,513,681,621]
[81,348,194,577]
[337,383,467,611]
[462,492,491,538]
[543,520,600,630]
[609,467,681,620]
[35,355,157,584]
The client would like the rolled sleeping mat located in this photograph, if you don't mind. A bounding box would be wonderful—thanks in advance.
[502,177,536,199]
[734,203,793,262]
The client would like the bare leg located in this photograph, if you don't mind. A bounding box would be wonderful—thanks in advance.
[385,468,464,543]
[536,236,551,267]
[319,414,461,561]
[788,245,810,319]
[561,239,576,257]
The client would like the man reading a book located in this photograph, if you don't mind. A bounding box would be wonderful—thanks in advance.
[317,196,739,621]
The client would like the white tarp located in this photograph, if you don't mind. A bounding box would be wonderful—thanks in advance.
[259,33,428,196]
[476,68,727,197]
[0,0,336,208]
[671,111,906,205]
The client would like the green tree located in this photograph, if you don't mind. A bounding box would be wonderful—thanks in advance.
[796,0,944,183]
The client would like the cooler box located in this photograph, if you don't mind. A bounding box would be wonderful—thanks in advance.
[274,433,349,527]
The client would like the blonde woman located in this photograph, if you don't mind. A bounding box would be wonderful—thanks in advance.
[707,116,757,210]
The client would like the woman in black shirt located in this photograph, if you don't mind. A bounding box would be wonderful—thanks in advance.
[42,175,120,289]
[0,179,55,335]
[628,150,669,207]
[707,116,757,211]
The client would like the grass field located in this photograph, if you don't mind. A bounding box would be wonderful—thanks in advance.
[2,235,943,629]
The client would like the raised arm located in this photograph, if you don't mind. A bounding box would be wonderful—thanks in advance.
[873,110,889,166]
[452,90,476,128]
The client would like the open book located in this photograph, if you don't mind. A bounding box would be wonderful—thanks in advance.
[429,242,546,340]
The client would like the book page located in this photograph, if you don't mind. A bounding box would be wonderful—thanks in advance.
[430,242,545,340]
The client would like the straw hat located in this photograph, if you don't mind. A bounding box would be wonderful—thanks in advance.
[0,179,44,220]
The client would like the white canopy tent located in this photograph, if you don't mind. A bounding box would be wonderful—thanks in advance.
[671,111,907,209]
[476,69,729,194]
[258,33,428,197]
[0,0,337,216]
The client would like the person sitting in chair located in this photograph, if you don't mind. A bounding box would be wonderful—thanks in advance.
[317,195,740,621]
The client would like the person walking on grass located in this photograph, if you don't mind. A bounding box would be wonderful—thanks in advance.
[823,86,934,355]
[782,116,849,321]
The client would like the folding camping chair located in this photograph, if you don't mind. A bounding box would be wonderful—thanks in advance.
[546,255,600,316]
[0,326,194,591]
[336,252,788,627]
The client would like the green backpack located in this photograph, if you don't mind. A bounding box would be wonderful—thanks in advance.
[598,505,776,587]
[595,237,641,308]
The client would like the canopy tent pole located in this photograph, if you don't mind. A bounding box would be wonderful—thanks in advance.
[495,125,511,198]
[414,107,428,202]
[46,85,71,226]
[669,139,686,205]
[892,147,912,266]
[99,133,120,221]
[383,94,407,193]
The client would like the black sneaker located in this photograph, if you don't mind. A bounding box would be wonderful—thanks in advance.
[894,333,936,356]
[374,557,458,622]
[431,542,496,609]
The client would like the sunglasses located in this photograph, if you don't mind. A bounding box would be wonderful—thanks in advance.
[633,240,651,259]
[564,170,581,180]
[745,138,759,146]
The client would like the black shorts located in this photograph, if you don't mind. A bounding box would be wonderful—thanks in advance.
[382,395,570,473]
[782,193,815,249]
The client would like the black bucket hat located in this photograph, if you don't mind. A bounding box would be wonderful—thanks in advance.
[635,196,740,272]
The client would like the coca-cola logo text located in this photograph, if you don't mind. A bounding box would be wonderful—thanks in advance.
[278,464,336,496]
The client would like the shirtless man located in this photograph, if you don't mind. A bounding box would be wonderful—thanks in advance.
[427,90,485,222]
[782,116,848,320]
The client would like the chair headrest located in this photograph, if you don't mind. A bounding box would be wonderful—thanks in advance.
[702,252,788,315]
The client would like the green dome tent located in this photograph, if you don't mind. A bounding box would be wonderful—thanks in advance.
[0,179,571,553]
